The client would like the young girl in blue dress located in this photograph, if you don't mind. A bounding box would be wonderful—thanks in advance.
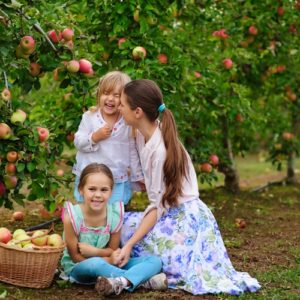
[117,79,261,295]
[61,163,166,296]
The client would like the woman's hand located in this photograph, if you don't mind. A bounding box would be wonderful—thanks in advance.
[117,244,133,267]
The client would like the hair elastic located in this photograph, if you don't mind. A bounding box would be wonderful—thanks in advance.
[157,103,166,113]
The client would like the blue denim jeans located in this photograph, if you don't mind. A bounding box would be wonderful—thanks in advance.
[74,176,132,205]
[69,256,162,291]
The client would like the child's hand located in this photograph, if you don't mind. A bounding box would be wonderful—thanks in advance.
[110,248,121,265]
[77,242,97,257]
[92,124,112,142]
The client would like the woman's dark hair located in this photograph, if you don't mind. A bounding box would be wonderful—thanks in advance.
[78,163,114,190]
[124,79,188,208]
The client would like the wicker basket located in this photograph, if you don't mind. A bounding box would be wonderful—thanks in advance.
[0,232,65,288]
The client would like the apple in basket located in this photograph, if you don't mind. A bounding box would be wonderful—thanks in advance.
[31,230,48,246]
[13,228,26,239]
[0,227,12,244]
[47,233,63,247]
[13,230,31,247]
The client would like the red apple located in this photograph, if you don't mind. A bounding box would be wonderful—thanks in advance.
[20,36,35,53]
[29,62,41,77]
[132,46,147,60]
[200,163,213,173]
[286,91,297,102]
[277,6,284,16]
[289,24,297,34]
[282,132,294,141]
[47,233,64,247]
[62,28,74,41]
[67,60,80,73]
[209,154,219,166]
[56,169,64,176]
[194,71,201,78]
[5,162,16,175]
[48,30,62,43]
[11,109,27,124]
[276,65,285,73]
[0,227,12,244]
[15,45,30,59]
[236,113,244,123]
[64,40,74,49]
[212,29,229,39]
[0,123,12,139]
[118,37,126,47]
[32,230,48,246]
[1,88,11,101]
[66,132,75,142]
[37,127,50,142]
[235,218,246,229]
[0,181,6,197]
[157,54,168,64]
[3,175,17,189]
[79,59,93,73]
[223,58,233,70]
[12,211,24,221]
[296,1,300,9]
[248,25,258,35]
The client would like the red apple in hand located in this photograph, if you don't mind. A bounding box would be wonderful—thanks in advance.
[223,58,233,70]
[200,163,213,173]
[11,109,27,124]
[12,211,24,221]
[62,28,74,41]
[132,46,147,60]
[0,227,12,244]
[37,127,50,142]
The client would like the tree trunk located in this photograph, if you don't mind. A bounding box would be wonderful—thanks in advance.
[218,116,240,192]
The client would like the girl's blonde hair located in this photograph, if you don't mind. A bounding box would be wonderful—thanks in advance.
[95,71,131,108]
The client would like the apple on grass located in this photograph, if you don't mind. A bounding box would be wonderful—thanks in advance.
[12,211,24,221]
[32,230,48,246]
[11,109,27,124]
[6,151,18,162]
[132,46,147,60]
[0,227,12,244]
[47,233,64,247]
[37,127,50,142]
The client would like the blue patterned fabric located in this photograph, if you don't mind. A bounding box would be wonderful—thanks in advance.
[121,198,261,295]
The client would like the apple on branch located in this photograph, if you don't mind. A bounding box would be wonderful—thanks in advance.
[209,154,219,166]
[1,87,11,101]
[20,36,35,54]
[67,60,80,73]
[11,109,27,124]
[157,54,168,64]
[0,123,12,139]
[223,58,233,70]
[4,175,17,189]
[5,162,16,175]
[48,30,62,43]
[29,62,41,77]
[118,37,126,47]
[132,46,147,60]
[200,163,213,173]
[37,127,50,142]
[62,28,74,41]
[79,59,93,73]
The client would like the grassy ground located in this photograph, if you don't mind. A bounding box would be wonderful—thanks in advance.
[0,154,300,299]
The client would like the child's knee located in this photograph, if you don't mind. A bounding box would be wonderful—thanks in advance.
[147,256,163,271]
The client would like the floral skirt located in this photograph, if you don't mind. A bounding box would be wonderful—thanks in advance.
[121,198,261,295]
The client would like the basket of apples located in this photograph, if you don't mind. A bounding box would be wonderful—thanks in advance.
[0,226,65,288]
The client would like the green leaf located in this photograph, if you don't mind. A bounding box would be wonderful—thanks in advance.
[27,162,36,172]
[17,163,25,172]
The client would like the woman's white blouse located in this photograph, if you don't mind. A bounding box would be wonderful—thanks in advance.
[136,126,199,221]
[73,109,143,183]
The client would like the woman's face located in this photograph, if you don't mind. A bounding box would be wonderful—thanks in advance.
[120,91,136,126]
